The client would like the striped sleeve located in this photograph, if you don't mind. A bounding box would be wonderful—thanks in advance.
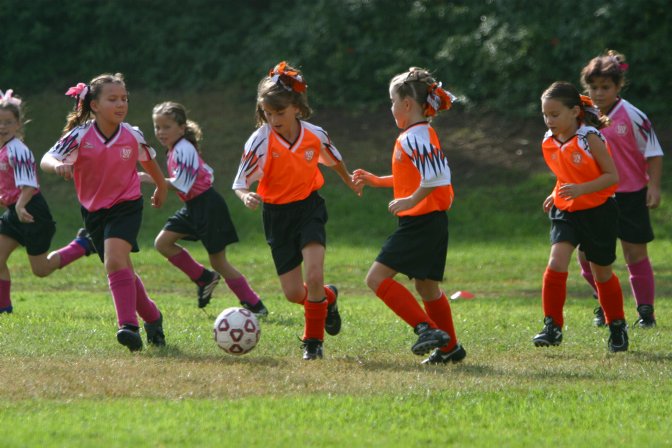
[128,124,157,161]
[232,127,268,190]
[307,123,342,166]
[625,102,664,158]
[169,140,200,194]
[47,125,85,163]
[8,140,39,189]
[400,132,451,187]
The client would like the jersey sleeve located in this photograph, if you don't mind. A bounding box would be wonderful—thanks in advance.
[577,126,605,155]
[626,104,664,158]
[128,124,157,161]
[8,141,39,189]
[400,132,451,187]
[169,140,200,194]
[314,126,343,167]
[232,128,269,190]
[46,125,85,163]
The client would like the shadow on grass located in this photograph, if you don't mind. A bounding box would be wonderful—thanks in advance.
[143,345,285,367]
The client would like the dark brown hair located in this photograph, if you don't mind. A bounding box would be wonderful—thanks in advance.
[152,101,202,150]
[63,73,126,134]
[580,50,627,90]
[541,81,609,129]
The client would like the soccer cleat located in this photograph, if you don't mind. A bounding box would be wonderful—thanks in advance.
[593,306,606,327]
[411,322,450,355]
[634,304,656,328]
[422,344,467,365]
[0,305,13,314]
[144,313,166,347]
[324,284,341,336]
[197,270,221,308]
[116,325,143,352]
[301,338,324,360]
[608,319,629,352]
[241,300,269,318]
[75,228,96,256]
[533,316,563,347]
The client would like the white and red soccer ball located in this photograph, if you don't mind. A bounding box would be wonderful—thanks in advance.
[213,307,260,355]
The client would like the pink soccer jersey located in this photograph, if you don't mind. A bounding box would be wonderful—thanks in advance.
[603,98,663,193]
[0,137,39,207]
[47,121,156,212]
[166,138,214,202]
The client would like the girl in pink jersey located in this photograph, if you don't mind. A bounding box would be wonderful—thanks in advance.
[0,89,94,314]
[353,67,465,364]
[579,51,663,328]
[144,101,267,316]
[41,74,168,352]
[533,81,627,353]
[233,62,360,360]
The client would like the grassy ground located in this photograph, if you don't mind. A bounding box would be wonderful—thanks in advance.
[1,92,671,447]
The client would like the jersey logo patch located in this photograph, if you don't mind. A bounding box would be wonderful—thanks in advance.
[0,162,7,171]
[395,149,403,161]
[616,123,628,136]
[120,147,132,160]
[572,151,582,164]
[83,142,94,149]
[272,152,280,158]
[304,150,315,161]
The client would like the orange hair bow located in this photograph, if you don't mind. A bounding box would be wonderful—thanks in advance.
[579,94,600,120]
[269,61,307,93]
[425,82,456,117]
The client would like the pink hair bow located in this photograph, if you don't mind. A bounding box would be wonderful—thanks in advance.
[0,89,22,106]
[65,82,89,101]
[425,82,456,117]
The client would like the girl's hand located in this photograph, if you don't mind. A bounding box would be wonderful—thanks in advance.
[54,163,74,181]
[557,183,584,200]
[16,205,34,223]
[388,197,414,215]
[151,183,167,208]
[543,195,554,213]
[647,185,661,209]
[138,172,155,184]
[346,174,364,196]
[242,192,262,210]
[353,169,376,187]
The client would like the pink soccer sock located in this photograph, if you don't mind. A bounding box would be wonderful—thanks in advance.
[134,274,161,323]
[628,257,655,307]
[168,249,206,282]
[226,276,260,306]
[57,240,86,268]
[579,257,598,296]
[108,268,138,327]
[0,279,11,309]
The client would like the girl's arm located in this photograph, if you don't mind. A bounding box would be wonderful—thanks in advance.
[353,168,394,188]
[388,186,434,215]
[557,134,618,200]
[14,187,36,223]
[330,160,362,196]
[138,171,178,191]
[40,153,74,181]
[139,159,168,208]
[235,188,262,210]
[646,156,663,208]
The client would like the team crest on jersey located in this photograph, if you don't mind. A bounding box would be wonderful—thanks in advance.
[120,146,132,160]
[616,123,628,136]
[272,152,280,158]
[0,162,7,171]
[304,149,315,161]
[572,151,582,164]
[83,142,94,149]
[395,149,403,161]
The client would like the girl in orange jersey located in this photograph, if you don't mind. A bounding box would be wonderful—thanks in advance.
[533,81,628,352]
[353,67,466,364]
[233,62,361,360]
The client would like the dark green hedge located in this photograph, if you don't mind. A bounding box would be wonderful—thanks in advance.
[1,0,669,116]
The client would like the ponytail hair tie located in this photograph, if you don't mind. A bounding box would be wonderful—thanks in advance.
[0,89,22,106]
[65,82,90,108]
[579,94,600,121]
[425,82,456,117]
[269,61,307,93]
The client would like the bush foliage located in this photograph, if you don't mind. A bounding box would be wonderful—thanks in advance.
[1,0,670,115]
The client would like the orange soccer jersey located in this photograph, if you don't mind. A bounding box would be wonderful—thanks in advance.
[392,122,454,216]
[233,121,342,204]
[542,125,617,212]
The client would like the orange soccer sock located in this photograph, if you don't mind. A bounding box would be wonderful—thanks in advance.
[302,299,328,341]
[596,274,625,324]
[423,293,458,352]
[324,285,336,305]
[542,268,568,327]
[376,278,435,329]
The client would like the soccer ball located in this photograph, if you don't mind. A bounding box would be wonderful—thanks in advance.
[213,307,260,355]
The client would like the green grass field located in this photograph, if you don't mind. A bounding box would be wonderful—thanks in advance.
[2,92,672,447]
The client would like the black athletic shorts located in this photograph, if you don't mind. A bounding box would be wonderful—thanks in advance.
[615,187,654,244]
[163,188,239,254]
[262,191,327,275]
[549,198,618,266]
[81,197,143,262]
[376,211,448,281]
[0,192,56,255]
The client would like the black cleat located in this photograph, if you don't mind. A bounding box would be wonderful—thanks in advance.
[593,306,606,327]
[325,284,341,336]
[197,270,221,308]
[116,325,143,352]
[144,313,166,347]
[241,299,269,318]
[608,319,629,352]
[0,305,13,314]
[411,322,450,355]
[634,304,656,328]
[75,228,96,256]
[422,344,467,365]
[301,338,323,360]
[533,316,563,347]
